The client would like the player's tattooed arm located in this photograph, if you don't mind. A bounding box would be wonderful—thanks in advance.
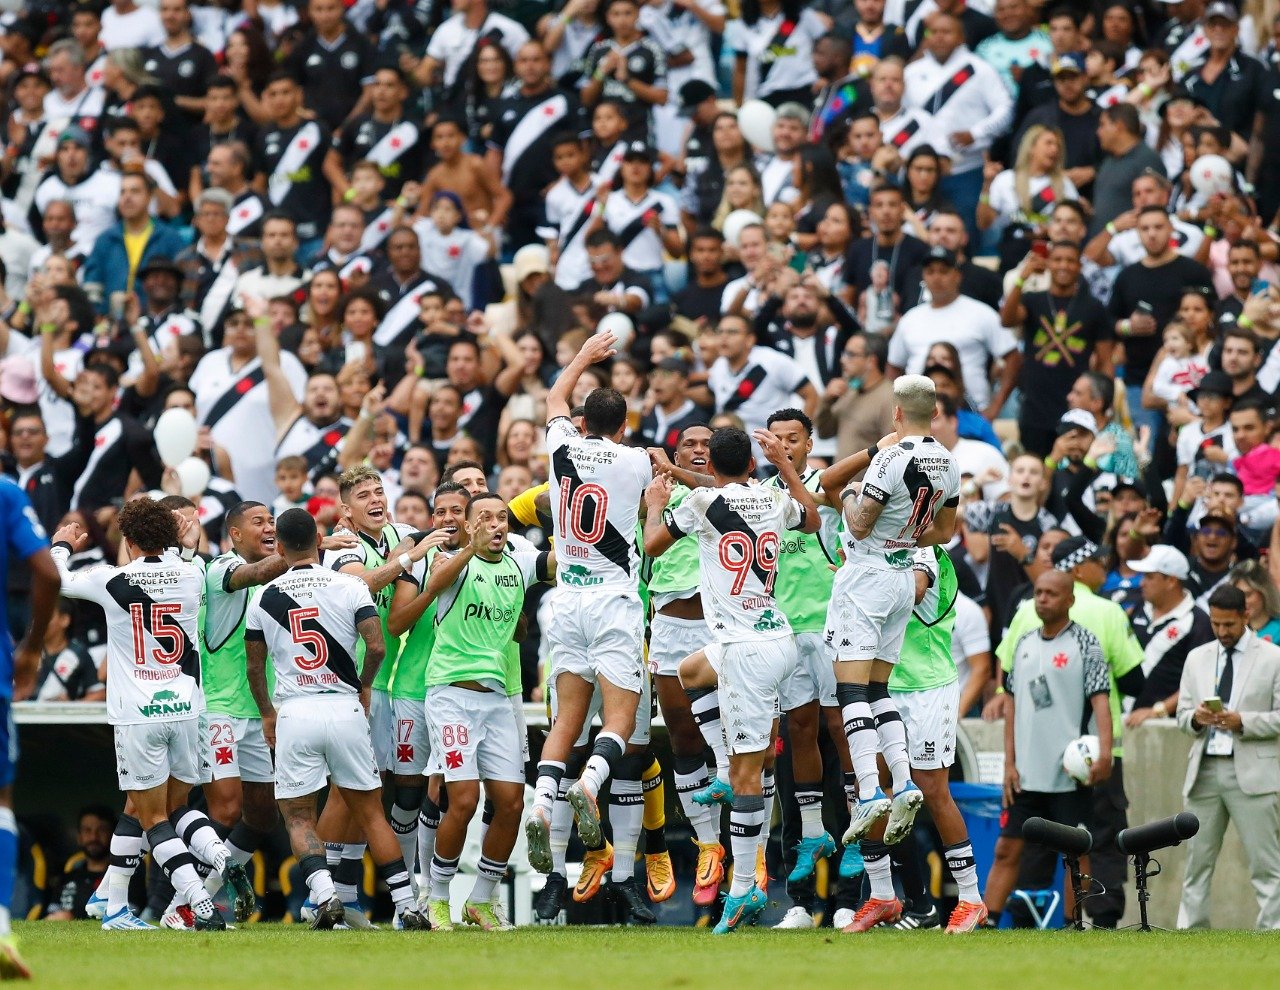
[643,475,678,557]
[345,533,439,595]
[245,637,276,745]
[278,798,325,859]
[819,432,899,508]
[845,491,886,541]
[547,331,619,422]
[356,616,387,702]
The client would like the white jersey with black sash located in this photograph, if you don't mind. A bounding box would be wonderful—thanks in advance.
[374,271,444,349]
[543,173,601,291]
[190,347,308,504]
[245,563,379,703]
[276,415,354,476]
[227,190,266,238]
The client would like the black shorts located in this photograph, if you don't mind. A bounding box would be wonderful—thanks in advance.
[999,788,1090,840]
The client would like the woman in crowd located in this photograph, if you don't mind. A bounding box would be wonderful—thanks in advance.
[541,0,604,89]
[221,24,274,123]
[712,165,765,234]
[1232,559,1280,642]
[979,125,1077,270]
[903,145,953,240]
[682,112,752,234]
[455,38,516,149]
[805,200,859,297]
[1102,512,1151,613]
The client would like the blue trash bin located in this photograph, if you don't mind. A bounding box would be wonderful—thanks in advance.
[950,782,1002,881]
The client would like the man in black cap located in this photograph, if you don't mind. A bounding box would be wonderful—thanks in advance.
[639,357,710,457]
[674,79,719,173]
[1014,52,1102,194]
[1187,511,1241,604]
[1183,2,1269,140]
[130,256,201,358]
[1174,369,1235,498]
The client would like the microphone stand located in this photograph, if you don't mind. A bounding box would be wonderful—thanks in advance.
[1063,855,1087,930]
[1132,853,1160,932]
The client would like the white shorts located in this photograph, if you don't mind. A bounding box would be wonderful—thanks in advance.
[547,592,646,694]
[511,694,530,763]
[706,637,796,756]
[114,718,202,791]
[425,686,525,783]
[892,680,960,770]
[649,613,711,677]
[204,713,274,784]
[549,667,653,748]
[274,696,381,800]
[390,696,430,776]
[780,631,837,711]
[369,688,394,772]
[826,563,915,664]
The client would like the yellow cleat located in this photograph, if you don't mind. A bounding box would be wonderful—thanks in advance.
[755,844,769,894]
[0,936,30,980]
[645,850,676,903]
[573,842,614,903]
[692,841,725,907]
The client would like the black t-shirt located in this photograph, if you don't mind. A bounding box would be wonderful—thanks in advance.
[1131,603,1214,708]
[1185,49,1271,138]
[255,118,335,241]
[1020,285,1113,422]
[672,277,729,326]
[457,383,508,465]
[141,43,219,127]
[582,36,665,137]
[901,259,1003,310]
[1017,101,1101,175]
[335,113,426,199]
[967,499,1058,619]
[191,118,260,186]
[1109,255,1214,379]
[638,401,712,457]
[487,87,586,204]
[285,30,377,131]
[846,233,931,299]
[46,861,107,919]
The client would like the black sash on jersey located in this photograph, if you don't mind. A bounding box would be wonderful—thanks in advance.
[259,584,361,691]
[722,365,769,413]
[1029,184,1058,217]
[560,197,597,249]
[758,19,799,86]
[298,421,351,470]
[105,571,200,683]
[614,208,653,250]
[927,63,976,114]
[551,446,631,576]
[203,366,266,429]
[889,117,921,149]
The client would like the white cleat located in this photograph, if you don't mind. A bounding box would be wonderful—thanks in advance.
[85,888,108,920]
[101,907,157,930]
[842,788,892,846]
[884,782,926,846]
[833,908,855,930]
[773,906,815,929]
[161,906,195,930]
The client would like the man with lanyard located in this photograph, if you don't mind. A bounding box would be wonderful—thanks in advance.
[995,536,1146,929]
[307,465,439,926]
[189,303,307,503]
[254,72,340,255]
[419,492,555,932]
[847,184,931,311]
[487,42,584,252]
[334,65,424,202]
[175,189,264,346]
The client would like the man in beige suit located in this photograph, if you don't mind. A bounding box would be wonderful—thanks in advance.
[1176,584,1280,929]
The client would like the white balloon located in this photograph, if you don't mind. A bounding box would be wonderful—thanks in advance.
[154,408,198,468]
[723,208,765,250]
[597,312,635,350]
[737,99,776,153]
[1190,154,1233,196]
[175,457,211,499]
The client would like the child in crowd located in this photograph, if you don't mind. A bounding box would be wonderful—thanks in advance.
[272,454,311,516]
[1150,323,1205,407]
[412,191,496,310]
[836,114,883,210]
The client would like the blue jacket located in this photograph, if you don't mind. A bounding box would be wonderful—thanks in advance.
[957,408,1003,451]
[81,221,188,313]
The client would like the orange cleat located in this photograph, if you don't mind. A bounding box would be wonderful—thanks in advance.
[841,897,903,933]
[572,842,614,903]
[645,850,676,902]
[755,844,769,894]
[945,900,990,933]
[692,841,725,906]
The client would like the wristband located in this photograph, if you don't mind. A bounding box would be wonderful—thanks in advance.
[342,188,356,203]
[1119,319,1131,336]
[1238,315,1255,330]
[38,321,57,335]
[1138,83,1153,98]
[593,68,606,81]
[995,685,1006,695]
[1013,276,1025,289]
[16,300,30,316]
[839,485,858,503]
[978,193,990,205]
[398,552,413,573]
[395,196,409,209]
[1083,456,1098,470]
[1204,225,1218,238]
[558,11,572,25]
[253,316,270,328]
[1105,221,1118,236]
[1153,700,1168,718]
[415,364,425,377]
[865,443,879,463]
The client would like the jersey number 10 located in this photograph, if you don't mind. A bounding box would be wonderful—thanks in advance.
[559,483,609,543]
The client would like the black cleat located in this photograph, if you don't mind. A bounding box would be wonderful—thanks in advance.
[193,910,227,931]
[535,872,568,920]
[223,860,256,922]
[309,895,346,930]
[889,904,942,930]
[612,877,657,926]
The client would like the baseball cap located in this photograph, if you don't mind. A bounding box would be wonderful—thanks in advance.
[1190,369,1233,402]
[1198,512,1237,534]
[677,79,717,115]
[1052,536,1106,572]
[1051,52,1086,76]
[58,125,91,148]
[137,256,182,282]
[653,356,691,375]
[11,62,50,88]
[512,243,550,284]
[1112,477,1148,501]
[1128,545,1190,581]
[0,356,38,406]
[1205,1,1239,22]
[622,140,654,162]
[922,245,959,269]
[1057,409,1098,436]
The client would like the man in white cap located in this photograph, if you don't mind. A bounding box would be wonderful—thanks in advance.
[1127,545,1213,728]
[1044,408,1097,531]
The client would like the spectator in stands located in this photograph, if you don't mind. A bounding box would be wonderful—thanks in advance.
[44,806,116,921]
[816,332,893,460]
[1231,558,1280,643]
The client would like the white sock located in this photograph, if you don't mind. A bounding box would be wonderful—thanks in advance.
[579,732,624,796]
[673,756,718,844]
[608,776,644,882]
[759,769,775,851]
[429,854,459,903]
[389,802,420,895]
[417,800,440,895]
[946,840,981,903]
[840,685,881,796]
[796,782,824,840]
[172,808,229,873]
[105,815,145,915]
[863,841,895,901]
[688,689,730,780]
[551,777,574,875]
[870,688,911,792]
[533,761,565,817]
[728,796,765,897]
[468,856,507,904]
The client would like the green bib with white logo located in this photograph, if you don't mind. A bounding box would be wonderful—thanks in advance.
[891,547,960,693]
[767,469,839,633]
[427,552,530,688]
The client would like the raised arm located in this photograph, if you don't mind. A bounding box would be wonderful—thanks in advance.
[13,546,60,700]
[819,432,899,508]
[546,331,618,422]
[247,296,302,441]
[642,474,678,557]
[48,528,110,605]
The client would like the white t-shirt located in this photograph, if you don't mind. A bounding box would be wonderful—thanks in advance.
[1175,418,1236,469]
[544,175,597,290]
[986,171,1079,224]
[601,188,679,273]
[951,591,990,697]
[724,10,826,100]
[412,217,490,309]
[951,437,1010,500]
[887,295,1017,411]
[426,12,530,88]
[100,6,165,50]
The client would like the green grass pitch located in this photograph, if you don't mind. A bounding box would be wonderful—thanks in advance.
[12,922,1280,989]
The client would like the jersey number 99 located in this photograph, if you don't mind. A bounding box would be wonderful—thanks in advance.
[718,531,779,595]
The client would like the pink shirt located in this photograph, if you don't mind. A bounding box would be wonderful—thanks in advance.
[1233,443,1280,495]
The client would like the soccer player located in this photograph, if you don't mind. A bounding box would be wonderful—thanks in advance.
[645,424,728,909]
[413,493,554,931]
[830,375,961,930]
[527,333,653,914]
[52,498,251,931]
[0,478,59,977]
[311,466,439,925]
[643,426,820,934]
[244,508,427,930]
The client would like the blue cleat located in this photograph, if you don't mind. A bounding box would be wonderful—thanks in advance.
[713,885,767,934]
[692,777,734,807]
[101,907,156,930]
[787,832,837,883]
[842,788,891,846]
[85,887,109,920]
[839,842,866,880]
[884,781,926,845]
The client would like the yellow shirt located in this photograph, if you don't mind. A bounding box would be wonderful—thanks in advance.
[122,224,154,291]
[509,482,550,529]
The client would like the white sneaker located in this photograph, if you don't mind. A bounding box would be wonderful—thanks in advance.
[773,906,815,929]
[833,908,855,929]
[161,906,194,930]
[884,782,925,846]
[842,788,892,846]
[101,908,156,931]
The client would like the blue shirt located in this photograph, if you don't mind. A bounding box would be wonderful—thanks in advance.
[0,478,51,697]
[957,409,1002,450]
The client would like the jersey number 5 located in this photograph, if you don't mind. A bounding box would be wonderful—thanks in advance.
[898,488,944,541]
[288,607,329,670]
[129,603,184,665]
[558,482,609,543]
[718,532,779,595]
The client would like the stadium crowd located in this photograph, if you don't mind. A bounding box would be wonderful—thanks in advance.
[2,0,1280,938]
